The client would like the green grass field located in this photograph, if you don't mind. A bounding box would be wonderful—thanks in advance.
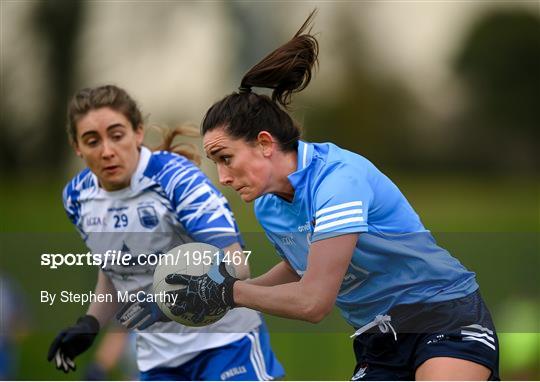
[1,173,538,380]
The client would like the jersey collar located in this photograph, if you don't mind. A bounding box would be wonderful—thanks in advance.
[287,140,314,190]
[131,146,153,192]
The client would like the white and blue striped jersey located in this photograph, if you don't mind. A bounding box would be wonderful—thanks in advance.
[254,141,478,329]
[63,147,261,371]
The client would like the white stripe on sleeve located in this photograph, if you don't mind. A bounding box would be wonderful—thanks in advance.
[176,184,212,211]
[316,209,363,224]
[315,201,363,218]
[314,217,364,233]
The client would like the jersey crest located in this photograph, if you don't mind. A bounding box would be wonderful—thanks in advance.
[137,205,159,228]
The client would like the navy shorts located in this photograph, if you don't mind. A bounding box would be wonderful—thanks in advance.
[351,290,499,380]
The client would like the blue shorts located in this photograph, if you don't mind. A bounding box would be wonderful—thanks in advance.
[351,290,500,380]
[0,340,15,379]
[140,325,284,381]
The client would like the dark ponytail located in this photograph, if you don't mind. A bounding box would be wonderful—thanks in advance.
[239,9,319,108]
[202,9,319,152]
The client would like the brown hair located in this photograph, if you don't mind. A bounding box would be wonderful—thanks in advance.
[151,125,201,165]
[201,9,319,152]
[67,85,200,164]
[67,85,143,144]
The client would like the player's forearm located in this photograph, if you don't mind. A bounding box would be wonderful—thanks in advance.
[87,300,120,328]
[246,260,300,287]
[233,280,331,323]
[94,330,129,371]
[86,271,120,327]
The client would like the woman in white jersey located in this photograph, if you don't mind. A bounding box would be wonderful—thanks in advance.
[163,11,500,380]
[47,85,284,381]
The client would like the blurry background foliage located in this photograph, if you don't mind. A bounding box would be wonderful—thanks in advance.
[1,1,538,380]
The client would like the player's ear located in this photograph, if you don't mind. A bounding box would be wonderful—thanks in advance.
[72,141,83,158]
[256,131,275,158]
[134,125,144,148]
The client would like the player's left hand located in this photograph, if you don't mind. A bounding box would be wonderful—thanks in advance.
[165,261,238,322]
[116,291,171,330]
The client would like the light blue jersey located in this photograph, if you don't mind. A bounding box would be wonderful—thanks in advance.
[254,141,478,328]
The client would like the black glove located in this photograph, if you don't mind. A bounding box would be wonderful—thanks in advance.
[165,261,238,324]
[116,291,171,330]
[47,315,100,373]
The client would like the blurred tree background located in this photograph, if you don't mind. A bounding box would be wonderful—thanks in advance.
[0,0,83,173]
[452,9,540,172]
[1,1,538,380]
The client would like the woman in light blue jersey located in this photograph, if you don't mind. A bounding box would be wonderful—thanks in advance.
[166,11,500,381]
[47,85,284,380]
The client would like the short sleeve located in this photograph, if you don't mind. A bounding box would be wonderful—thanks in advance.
[311,162,372,242]
[147,153,242,249]
[62,171,90,239]
[62,184,79,226]
[170,169,243,249]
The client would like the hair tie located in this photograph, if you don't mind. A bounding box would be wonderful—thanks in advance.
[238,86,252,94]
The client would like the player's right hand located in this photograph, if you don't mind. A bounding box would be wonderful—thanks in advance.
[165,260,238,321]
[47,315,100,373]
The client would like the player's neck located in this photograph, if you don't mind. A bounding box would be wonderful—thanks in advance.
[270,150,297,203]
